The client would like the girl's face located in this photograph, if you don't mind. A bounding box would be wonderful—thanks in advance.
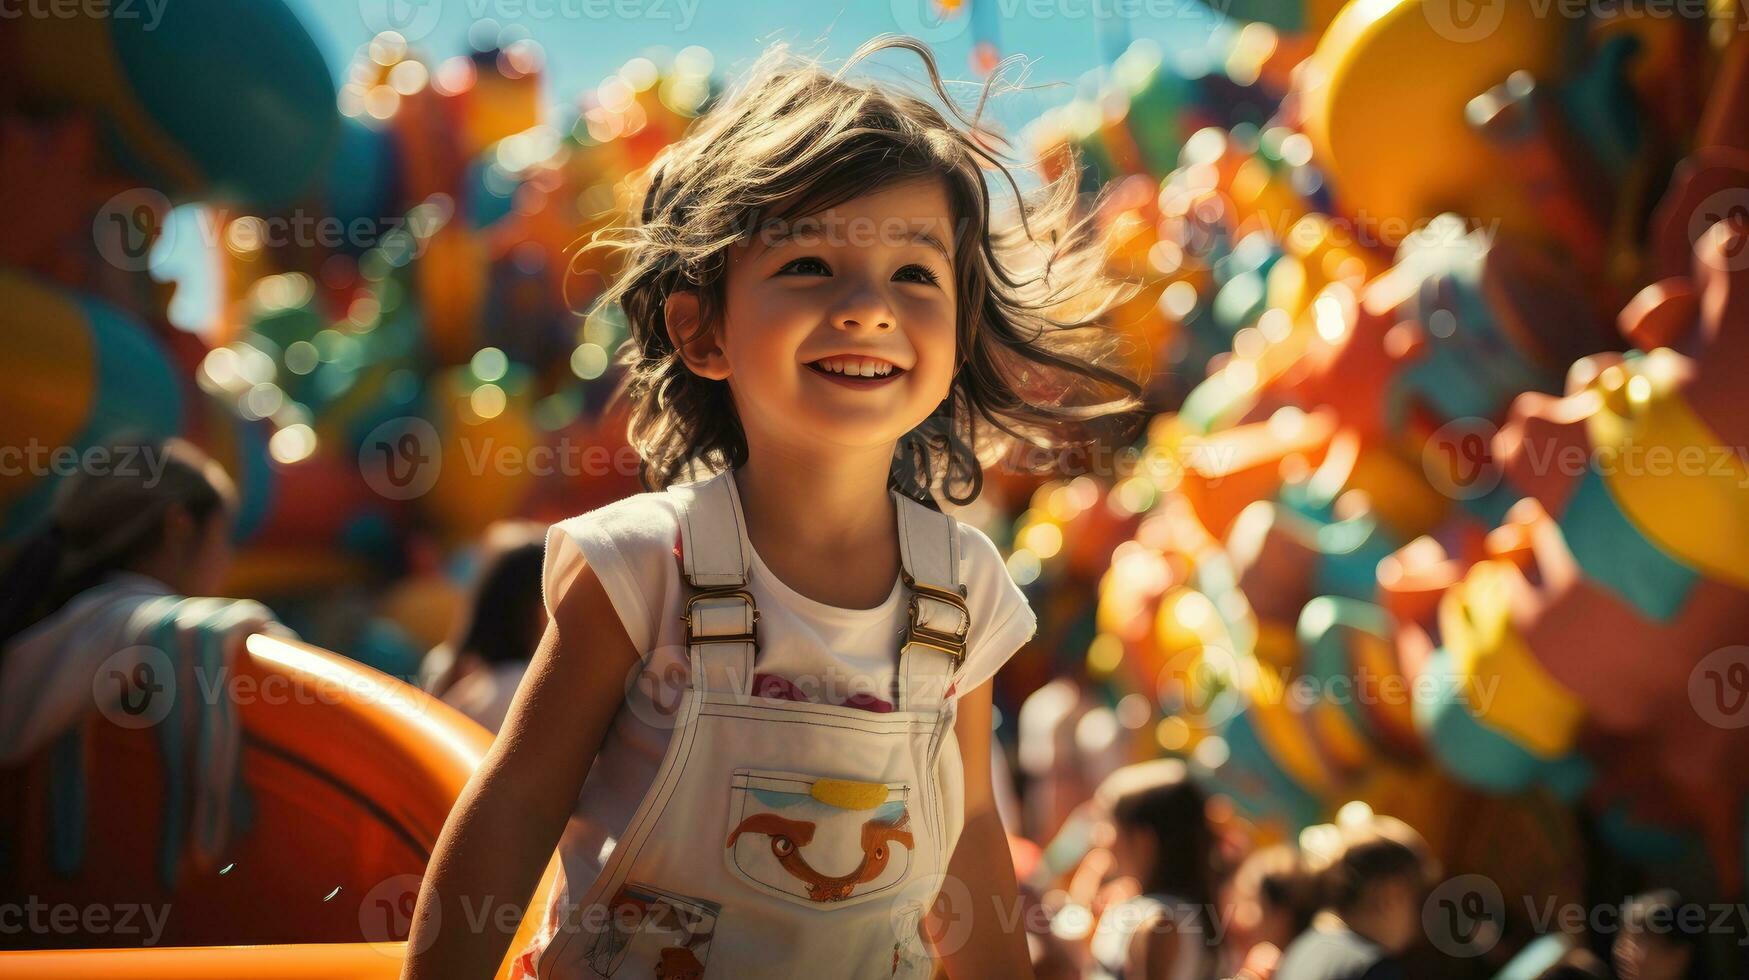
[693,177,960,459]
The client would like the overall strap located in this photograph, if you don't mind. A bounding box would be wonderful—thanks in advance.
[894,493,969,714]
[669,470,756,696]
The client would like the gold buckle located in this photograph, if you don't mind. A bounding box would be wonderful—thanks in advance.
[901,570,969,667]
[682,587,758,646]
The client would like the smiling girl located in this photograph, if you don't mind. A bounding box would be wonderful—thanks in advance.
[404,35,1140,979]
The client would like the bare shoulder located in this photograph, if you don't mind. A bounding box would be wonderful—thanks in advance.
[1127,905,1184,979]
[487,548,640,804]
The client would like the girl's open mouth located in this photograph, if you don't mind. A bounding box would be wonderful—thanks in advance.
[805,356,906,389]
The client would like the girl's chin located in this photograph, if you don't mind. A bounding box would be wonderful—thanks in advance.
[764,411,927,454]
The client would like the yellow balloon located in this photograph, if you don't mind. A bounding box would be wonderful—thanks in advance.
[1301,0,1567,246]
[424,369,538,541]
[0,273,95,505]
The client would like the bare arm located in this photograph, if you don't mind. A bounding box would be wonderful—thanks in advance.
[402,545,640,979]
[1129,910,1185,980]
[927,678,1034,979]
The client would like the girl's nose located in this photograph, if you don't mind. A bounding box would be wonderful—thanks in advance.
[832,286,896,332]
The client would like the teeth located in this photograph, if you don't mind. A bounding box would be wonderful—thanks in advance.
[816,357,894,377]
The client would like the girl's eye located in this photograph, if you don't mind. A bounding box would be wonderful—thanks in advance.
[894,264,942,286]
[778,257,831,276]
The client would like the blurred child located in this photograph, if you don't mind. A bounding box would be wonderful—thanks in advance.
[1613,889,1706,980]
[420,520,547,733]
[1273,814,1438,980]
[1224,844,1316,980]
[1086,759,1221,980]
[0,436,285,878]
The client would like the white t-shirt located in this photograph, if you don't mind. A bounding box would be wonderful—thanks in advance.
[536,486,1037,906]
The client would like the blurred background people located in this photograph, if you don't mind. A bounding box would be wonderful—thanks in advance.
[417,520,547,733]
[0,436,288,880]
[1086,759,1222,980]
[1613,889,1707,980]
[1222,844,1316,980]
[1273,815,1437,980]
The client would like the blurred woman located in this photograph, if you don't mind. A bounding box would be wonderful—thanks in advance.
[419,520,547,733]
[1086,758,1221,980]
[0,436,284,876]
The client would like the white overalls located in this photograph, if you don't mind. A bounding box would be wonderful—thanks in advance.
[531,470,973,979]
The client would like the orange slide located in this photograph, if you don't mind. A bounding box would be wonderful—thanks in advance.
[0,634,557,977]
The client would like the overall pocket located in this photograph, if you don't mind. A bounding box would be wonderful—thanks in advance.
[724,768,916,908]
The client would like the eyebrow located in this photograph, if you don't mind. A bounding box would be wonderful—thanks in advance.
[752,225,954,264]
[911,230,952,264]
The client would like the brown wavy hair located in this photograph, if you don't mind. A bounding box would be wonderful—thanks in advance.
[577,34,1145,506]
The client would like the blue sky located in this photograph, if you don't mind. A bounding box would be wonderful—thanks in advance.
[292,0,1228,129]
[163,0,1229,331]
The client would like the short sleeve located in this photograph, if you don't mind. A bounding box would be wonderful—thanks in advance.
[951,520,1037,696]
[541,491,681,658]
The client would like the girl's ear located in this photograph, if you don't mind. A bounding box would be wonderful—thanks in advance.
[665,290,730,380]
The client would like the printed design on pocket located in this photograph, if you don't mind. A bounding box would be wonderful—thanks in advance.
[580,882,719,978]
[726,774,914,903]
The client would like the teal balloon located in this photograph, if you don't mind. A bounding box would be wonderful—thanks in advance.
[1126,58,1191,177]
[350,617,424,683]
[463,157,520,230]
[1298,597,1396,739]
[1558,469,1698,622]
[227,413,275,543]
[1210,0,1311,30]
[1596,804,1700,864]
[1205,707,1327,830]
[1413,647,1591,800]
[2,292,183,541]
[326,119,401,254]
[107,0,338,206]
